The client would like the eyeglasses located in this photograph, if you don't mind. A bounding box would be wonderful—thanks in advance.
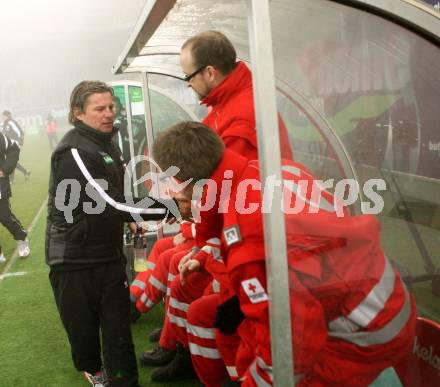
[183,65,207,82]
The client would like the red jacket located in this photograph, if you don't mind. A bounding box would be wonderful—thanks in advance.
[197,150,415,385]
[202,61,292,163]
[202,61,258,160]
[193,150,250,303]
[196,61,292,249]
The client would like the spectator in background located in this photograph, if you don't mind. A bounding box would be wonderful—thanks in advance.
[0,131,30,259]
[45,113,58,150]
[1,110,31,181]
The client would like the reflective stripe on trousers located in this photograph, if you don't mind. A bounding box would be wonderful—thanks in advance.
[188,342,221,359]
[169,297,189,312]
[139,293,155,309]
[212,279,220,293]
[146,261,155,270]
[131,279,146,291]
[249,357,303,386]
[166,273,175,296]
[148,275,167,293]
[329,277,412,346]
[226,366,238,378]
[167,311,187,328]
[329,257,395,332]
[187,323,216,339]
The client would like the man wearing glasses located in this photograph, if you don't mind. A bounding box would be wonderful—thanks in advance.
[180,30,260,159]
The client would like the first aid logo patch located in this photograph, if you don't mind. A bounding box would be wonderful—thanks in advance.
[242,278,268,304]
[223,225,242,247]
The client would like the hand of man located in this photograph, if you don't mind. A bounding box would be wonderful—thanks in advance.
[128,222,137,234]
[178,249,199,283]
[179,258,201,284]
[0,170,4,177]
[178,249,196,272]
[173,232,186,246]
[128,222,146,234]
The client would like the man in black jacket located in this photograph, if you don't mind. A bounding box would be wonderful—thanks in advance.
[46,81,177,387]
[0,132,29,262]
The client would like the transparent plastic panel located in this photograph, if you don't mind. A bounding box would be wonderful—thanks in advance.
[123,0,250,73]
[268,0,440,385]
[127,85,148,197]
[110,85,130,160]
[146,73,208,235]
[276,87,348,185]
[129,54,182,76]
[271,0,440,322]
[147,73,208,138]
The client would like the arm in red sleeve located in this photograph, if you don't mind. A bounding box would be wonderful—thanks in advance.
[223,136,258,160]
[180,221,195,240]
[229,258,328,379]
[228,260,269,323]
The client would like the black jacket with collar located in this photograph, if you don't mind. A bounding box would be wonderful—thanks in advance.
[45,122,174,267]
[0,133,20,200]
[2,118,24,146]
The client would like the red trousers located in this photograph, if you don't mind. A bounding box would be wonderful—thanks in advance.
[187,294,248,387]
[130,236,195,314]
[130,236,174,304]
[162,267,212,348]
[158,247,194,349]
[163,269,252,386]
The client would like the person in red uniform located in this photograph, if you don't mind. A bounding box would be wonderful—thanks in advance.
[130,223,195,358]
[140,30,293,383]
[153,121,416,387]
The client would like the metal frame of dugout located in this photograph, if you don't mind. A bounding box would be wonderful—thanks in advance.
[112,1,440,385]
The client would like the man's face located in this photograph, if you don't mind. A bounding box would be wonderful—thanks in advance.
[75,92,114,133]
[168,181,194,221]
[1,114,8,122]
[180,46,211,100]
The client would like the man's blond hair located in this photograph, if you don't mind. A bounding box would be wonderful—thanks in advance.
[69,81,113,124]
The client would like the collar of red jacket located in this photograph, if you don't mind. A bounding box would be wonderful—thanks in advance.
[201,61,252,107]
[209,148,250,187]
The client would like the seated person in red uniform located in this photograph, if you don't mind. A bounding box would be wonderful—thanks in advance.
[152,121,416,387]
[135,30,293,380]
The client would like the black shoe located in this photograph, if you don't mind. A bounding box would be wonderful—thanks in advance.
[151,345,197,383]
[148,327,162,343]
[139,346,176,367]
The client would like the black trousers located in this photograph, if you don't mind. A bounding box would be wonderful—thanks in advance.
[15,163,28,174]
[49,260,139,387]
[0,198,27,240]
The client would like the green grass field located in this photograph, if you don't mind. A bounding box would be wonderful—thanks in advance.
[0,209,199,386]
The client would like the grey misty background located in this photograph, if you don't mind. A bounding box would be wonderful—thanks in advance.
[0,0,146,129]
